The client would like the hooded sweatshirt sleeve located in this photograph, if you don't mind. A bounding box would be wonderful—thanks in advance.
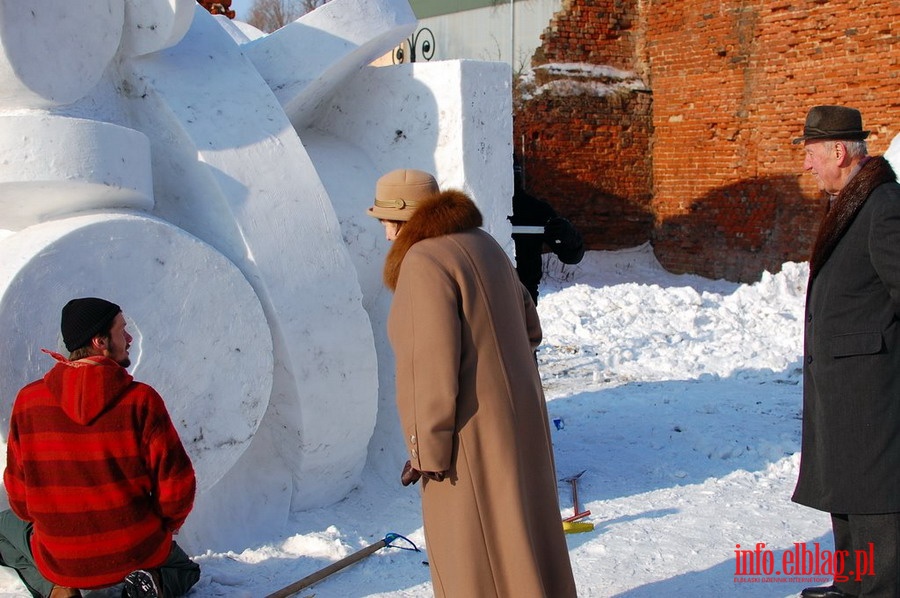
[4,393,33,521]
[143,389,196,532]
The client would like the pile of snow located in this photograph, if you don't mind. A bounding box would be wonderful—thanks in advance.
[538,243,807,385]
[522,62,648,100]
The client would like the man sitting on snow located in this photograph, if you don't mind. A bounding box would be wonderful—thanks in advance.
[0,298,200,598]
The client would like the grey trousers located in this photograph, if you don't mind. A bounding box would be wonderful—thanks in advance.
[0,509,200,597]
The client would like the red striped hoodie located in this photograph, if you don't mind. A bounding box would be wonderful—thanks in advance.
[4,351,196,589]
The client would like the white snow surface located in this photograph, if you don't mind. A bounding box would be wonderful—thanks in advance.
[0,244,829,597]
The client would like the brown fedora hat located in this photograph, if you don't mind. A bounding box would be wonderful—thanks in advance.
[367,169,439,221]
[792,105,870,144]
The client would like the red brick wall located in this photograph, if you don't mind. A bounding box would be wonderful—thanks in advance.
[534,0,639,71]
[514,0,653,250]
[515,0,900,281]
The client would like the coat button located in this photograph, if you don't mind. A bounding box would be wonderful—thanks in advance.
[410,435,416,444]
[806,355,813,364]
[807,314,813,322]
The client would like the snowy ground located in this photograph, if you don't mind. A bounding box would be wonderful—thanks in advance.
[0,244,829,597]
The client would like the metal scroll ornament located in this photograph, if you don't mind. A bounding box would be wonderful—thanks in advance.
[392,27,435,64]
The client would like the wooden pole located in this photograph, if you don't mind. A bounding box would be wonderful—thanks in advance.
[264,538,388,598]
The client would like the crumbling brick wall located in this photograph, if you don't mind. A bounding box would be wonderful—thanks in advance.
[515,0,900,281]
[514,0,653,251]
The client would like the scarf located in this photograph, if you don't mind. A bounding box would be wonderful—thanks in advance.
[809,156,897,278]
[383,189,483,290]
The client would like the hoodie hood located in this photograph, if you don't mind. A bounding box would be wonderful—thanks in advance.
[41,349,134,425]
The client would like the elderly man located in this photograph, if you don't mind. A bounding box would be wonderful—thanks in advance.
[0,298,200,598]
[792,106,900,598]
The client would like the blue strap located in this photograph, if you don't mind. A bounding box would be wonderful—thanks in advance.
[383,532,420,552]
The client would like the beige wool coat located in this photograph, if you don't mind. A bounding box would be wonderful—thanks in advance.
[385,190,577,597]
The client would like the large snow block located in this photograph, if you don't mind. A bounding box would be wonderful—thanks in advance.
[0,115,154,231]
[121,0,195,57]
[313,60,514,253]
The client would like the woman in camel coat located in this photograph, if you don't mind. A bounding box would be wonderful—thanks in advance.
[368,169,576,597]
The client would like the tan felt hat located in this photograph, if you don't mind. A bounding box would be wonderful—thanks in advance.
[367,169,439,221]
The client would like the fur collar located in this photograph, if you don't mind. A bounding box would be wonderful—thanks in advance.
[383,189,483,290]
[809,156,897,278]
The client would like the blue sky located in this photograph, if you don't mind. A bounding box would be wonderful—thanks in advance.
[229,0,252,20]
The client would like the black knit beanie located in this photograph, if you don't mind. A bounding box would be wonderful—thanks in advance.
[61,297,121,352]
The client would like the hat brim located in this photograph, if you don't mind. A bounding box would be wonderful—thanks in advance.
[366,206,414,221]
[792,131,871,145]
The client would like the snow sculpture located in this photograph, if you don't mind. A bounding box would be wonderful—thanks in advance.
[886,134,900,173]
[0,0,513,553]
[0,0,277,550]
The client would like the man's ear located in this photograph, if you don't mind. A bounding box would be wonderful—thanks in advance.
[834,141,850,166]
[90,335,108,353]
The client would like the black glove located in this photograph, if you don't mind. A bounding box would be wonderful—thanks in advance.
[544,217,578,247]
[544,217,585,264]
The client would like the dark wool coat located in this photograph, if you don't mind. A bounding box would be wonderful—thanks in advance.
[4,352,196,589]
[792,156,900,514]
[385,190,577,597]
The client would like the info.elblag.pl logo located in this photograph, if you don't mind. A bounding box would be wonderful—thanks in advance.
[734,542,875,584]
